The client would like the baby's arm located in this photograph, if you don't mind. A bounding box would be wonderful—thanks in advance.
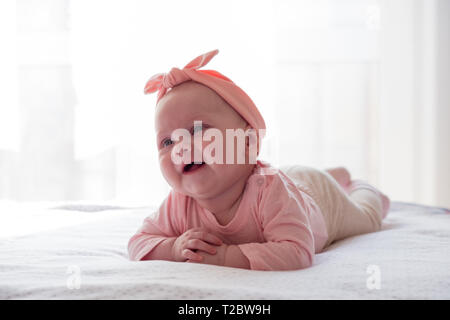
[140,237,177,261]
[130,227,222,262]
[234,196,315,270]
[194,236,312,270]
[190,176,316,271]
[224,245,251,268]
[191,243,250,269]
[154,228,222,262]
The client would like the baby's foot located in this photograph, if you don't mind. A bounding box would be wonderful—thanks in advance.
[326,167,352,193]
[379,192,391,219]
[349,180,391,219]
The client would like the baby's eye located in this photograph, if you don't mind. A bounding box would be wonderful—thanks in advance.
[161,139,173,148]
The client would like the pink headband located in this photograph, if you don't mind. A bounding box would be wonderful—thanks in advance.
[144,49,266,134]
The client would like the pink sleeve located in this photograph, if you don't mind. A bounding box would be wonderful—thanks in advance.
[238,175,315,271]
[127,191,185,261]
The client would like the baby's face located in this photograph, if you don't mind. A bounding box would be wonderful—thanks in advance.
[155,81,254,199]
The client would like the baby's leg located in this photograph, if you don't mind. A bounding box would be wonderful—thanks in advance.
[280,165,390,247]
[333,182,387,242]
[347,180,390,219]
[325,167,390,219]
[314,172,390,247]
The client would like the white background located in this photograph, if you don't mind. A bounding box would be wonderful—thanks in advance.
[0,0,448,208]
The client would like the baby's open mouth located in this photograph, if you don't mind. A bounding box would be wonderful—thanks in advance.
[183,161,206,174]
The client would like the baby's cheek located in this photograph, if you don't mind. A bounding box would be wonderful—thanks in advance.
[159,152,178,182]
[158,151,168,168]
[159,146,179,165]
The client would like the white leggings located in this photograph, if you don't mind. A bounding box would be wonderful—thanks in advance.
[280,165,384,249]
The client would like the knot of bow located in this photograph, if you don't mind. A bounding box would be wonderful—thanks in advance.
[144,49,219,102]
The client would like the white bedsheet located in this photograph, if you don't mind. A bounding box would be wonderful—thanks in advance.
[0,201,449,299]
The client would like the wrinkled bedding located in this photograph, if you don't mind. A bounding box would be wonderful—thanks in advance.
[0,201,449,299]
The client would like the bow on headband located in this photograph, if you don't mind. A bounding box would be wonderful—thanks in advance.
[143,49,266,134]
[144,49,224,101]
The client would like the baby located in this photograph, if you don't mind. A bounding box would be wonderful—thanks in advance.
[128,49,390,271]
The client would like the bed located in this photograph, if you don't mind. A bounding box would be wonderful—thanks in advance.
[0,201,449,300]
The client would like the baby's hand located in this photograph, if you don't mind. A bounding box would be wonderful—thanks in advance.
[188,243,228,266]
[172,227,223,262]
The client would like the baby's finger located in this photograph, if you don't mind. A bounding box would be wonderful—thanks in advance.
[193,231,223,246]
[182,249,203,262]
[187,239,217,255]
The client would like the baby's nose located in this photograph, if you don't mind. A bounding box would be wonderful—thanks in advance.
[172,140,203,165]
[176,147,188,157]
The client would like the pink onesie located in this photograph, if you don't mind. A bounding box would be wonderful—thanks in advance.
[128,160,329,271]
